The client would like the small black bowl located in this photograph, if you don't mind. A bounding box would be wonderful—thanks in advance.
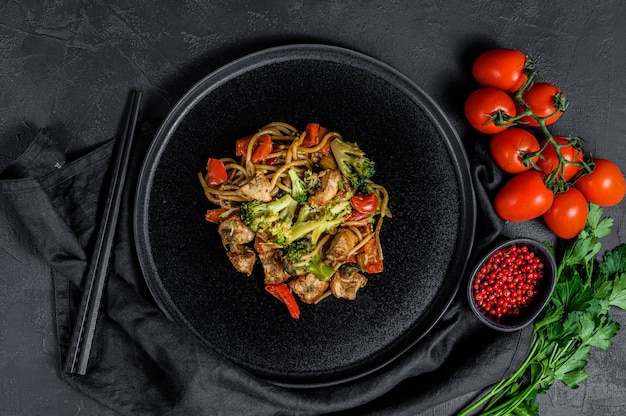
[467,238,557,332]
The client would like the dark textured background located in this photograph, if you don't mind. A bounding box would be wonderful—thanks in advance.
[1,1,625,415]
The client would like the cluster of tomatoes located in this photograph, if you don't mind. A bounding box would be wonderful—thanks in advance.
[464,48,626,239]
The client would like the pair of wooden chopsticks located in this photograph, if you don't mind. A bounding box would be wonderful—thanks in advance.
[64,90,142,375]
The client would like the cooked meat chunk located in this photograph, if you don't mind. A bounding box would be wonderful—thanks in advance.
[226,244,256,276]
[217,216,255,246]
[308,168,342,207]
[237,171,273,202]
[326,229,359,263]
[330,265,368,300]
[288,272,329,304]
[315,153,338,170]
[256,240,290,285]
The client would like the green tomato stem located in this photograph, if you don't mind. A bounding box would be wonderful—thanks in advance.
[510,88,588,192]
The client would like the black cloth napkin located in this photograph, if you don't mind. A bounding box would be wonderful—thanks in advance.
[0,124,547,415]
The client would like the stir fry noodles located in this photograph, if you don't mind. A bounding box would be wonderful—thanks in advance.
[198,122,391,318]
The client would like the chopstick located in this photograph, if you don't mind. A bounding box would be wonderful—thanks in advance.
[64,90,142,375]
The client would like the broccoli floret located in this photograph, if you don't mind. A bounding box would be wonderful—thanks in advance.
[287,168,309,203]
[284,238,314,264]
[303,169,320,191]
[283,239,335,281]
[240,194,298,245]
[240,193,297,231]
[286,197,352,246]
[330,137,375,189]
[302,254,335,281]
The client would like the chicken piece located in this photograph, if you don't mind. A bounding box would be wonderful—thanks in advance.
[288,272,329,304]
[256,240,290,285]
[326,229,359,263]
[330,265,368,300]
[226,244,256,276]
[217,215,255,246]
[237,171,273,202]
[308,168,342,207]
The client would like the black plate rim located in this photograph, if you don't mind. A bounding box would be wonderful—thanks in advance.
[133,43,476,388]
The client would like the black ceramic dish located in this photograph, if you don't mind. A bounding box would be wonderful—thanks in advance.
[467,238,557,332]
[134,44,476,387]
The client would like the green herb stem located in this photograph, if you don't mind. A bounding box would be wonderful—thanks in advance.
[457,335,543,416]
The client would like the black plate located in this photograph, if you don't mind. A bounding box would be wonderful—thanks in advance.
[134,44,476,387]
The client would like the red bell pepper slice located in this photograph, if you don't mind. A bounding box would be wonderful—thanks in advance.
[301,122,320,147]
[205,208,228,223]
[357,238,384,274]
[317,127,331,155]
[235,135,253,156]
[206,158,227,186]
[205,208,239,223]
[251,134,272,163]
[301,123,332,155]
[265,283,300,319]
[235,134,273,163]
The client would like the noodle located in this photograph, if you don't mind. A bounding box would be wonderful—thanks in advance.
[313,290,333,304]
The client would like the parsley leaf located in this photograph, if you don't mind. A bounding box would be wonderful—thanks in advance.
[604,245,626,275]
[587,318,619,350]
[609,274,626,309]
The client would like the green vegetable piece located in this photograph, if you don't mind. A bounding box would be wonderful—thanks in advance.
[609,274,626,309]
[303,254,335,281]
[286,198,352,246]
[330,137,375,189]
[287,168,309,203]
[284,238,314,264]
[603,244,626,275]
[240,194,297,246]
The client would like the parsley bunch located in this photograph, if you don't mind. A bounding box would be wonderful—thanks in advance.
[459,204,626,416]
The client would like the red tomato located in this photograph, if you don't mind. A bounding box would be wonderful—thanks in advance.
[465,88,516,134]
[543,188,589,239]
[536,135,584,182]
[575,158,626,206]
[494,170,554,221]
[489,127,540,174]
[206,158,227,186]
[518,83,566,127]
[472,48,529,93]
[350,194,378,213]
[345,211,369,222]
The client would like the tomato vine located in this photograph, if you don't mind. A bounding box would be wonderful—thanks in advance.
[465,48,625,238]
